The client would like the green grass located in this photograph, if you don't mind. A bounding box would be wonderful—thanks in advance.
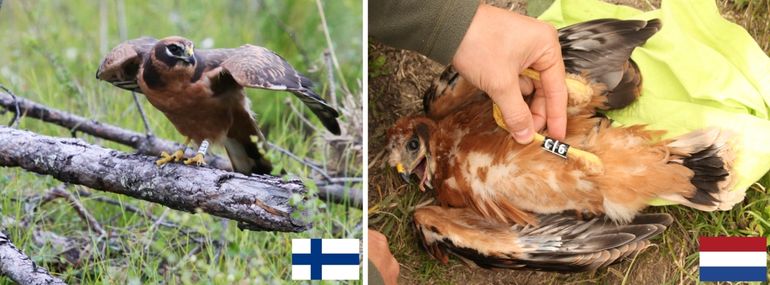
[0,0,362,284]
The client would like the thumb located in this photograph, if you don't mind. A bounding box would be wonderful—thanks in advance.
[489,86,534,144]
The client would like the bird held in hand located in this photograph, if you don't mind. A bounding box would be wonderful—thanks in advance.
[388,18,743,271]
[388,18,741,232]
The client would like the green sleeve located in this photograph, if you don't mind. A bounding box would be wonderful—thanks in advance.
[369,0,481,65]
[368,260,386,285]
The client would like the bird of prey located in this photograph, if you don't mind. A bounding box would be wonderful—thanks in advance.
[96,36,340,175]
[413,205,672,271]
[387,18,742,269]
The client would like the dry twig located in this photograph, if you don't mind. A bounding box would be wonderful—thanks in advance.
[43,185,107,236]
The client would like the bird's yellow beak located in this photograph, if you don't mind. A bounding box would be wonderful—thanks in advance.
[184,46,195,57]
[396,163,411,183]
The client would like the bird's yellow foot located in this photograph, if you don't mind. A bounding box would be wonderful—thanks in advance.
[183,153,206,166]
[156,150,185,166]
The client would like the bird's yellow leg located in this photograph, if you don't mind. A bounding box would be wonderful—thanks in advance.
[156,138,191,166]
[492,103,604,175]
[184,140,209,166]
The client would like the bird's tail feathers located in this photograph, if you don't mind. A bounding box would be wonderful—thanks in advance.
[663,128,741,211]
[224,137,272,175]
[225,106,273,175]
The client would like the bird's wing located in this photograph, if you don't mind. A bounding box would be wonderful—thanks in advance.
[559,19,661,109]
[424,19,661,117]
[201,45,341,135]
[414,206,672,272]
[95,37,158,93]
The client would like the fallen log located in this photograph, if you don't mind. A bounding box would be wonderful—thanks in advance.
[0,126,308,232]
[0,231,67,285]
[0,90,361,208]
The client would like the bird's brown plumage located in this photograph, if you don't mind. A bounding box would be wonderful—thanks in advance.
[387,19,741,271]
[96,36,340,174]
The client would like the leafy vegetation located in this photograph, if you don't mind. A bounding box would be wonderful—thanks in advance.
[0,0,362,284]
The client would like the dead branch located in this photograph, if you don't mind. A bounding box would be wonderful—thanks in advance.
[0,90,232,170]
[0,91,361,207]
[0,231,67,285]
[316,182,363,207]
[0,126,308,232]
[43,185,106,236]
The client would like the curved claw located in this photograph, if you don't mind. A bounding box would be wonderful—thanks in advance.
[156,150,185,166]
[183,153,206,166]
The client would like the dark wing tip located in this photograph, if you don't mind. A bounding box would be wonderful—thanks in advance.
[293,88,341,135]
[322,116,342,135]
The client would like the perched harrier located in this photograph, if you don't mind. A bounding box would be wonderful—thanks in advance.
[96,36,340,175]
[387,19,741,269]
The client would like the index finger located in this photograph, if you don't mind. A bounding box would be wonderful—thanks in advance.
[536,58,568,140]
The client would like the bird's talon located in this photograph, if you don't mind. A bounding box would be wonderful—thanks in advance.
[156,150,185,166]
[171,149,185,162]
[156,151,173,166]
[184,153,206,166]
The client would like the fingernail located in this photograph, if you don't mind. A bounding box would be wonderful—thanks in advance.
[512,128,534,144]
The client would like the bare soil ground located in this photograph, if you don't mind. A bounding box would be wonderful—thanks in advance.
[368,0,770,284]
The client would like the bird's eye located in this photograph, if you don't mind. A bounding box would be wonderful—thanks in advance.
[406,138,419,151]
[167,44,182,56]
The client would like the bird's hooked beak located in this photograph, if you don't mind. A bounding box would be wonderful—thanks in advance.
[396,163,411,183]
[182,46,195,64]
[394,156,431,192]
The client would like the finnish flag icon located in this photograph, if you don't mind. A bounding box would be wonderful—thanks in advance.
[292,239,361,280]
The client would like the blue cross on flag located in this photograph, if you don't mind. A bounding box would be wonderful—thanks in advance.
[292,239,361,280]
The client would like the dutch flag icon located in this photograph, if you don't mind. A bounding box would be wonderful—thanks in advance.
[292,239,361,280]
[699,237,768,282]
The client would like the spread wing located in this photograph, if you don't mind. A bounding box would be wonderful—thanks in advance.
[200,45,341,135]
[559,19,661,109]
[95,37,158,93]
[413,206,672,272]
[424,19,661,116]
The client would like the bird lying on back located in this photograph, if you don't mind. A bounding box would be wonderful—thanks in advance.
[387,18,743,271]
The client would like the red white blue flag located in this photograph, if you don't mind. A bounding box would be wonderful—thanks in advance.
[699,237,767,282]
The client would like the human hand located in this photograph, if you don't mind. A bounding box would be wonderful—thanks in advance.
[368,229,399,285]
[452,4,567,143]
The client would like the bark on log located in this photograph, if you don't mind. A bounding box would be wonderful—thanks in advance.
[0,91,361,207]
[0,231,67,285]
[0,126,308,232]
[0,91,231,169]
